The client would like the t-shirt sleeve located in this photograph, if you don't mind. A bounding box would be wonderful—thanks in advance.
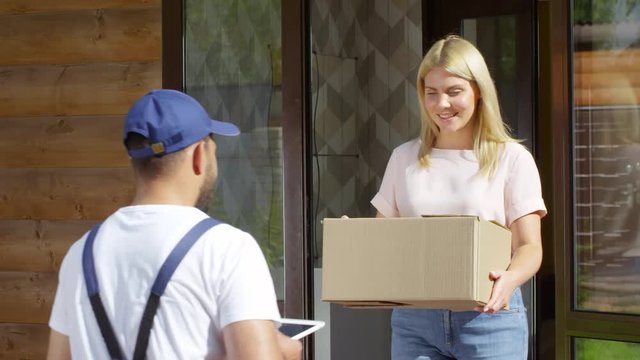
[49,278,69,334]
[371,149,401,217]
[504,146,548,227]
[216,232,281,329]
[48,243,76,335]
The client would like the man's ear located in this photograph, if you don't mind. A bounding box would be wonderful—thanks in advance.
[192,141,205,175]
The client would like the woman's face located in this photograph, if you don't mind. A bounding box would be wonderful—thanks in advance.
[422,66,480,139]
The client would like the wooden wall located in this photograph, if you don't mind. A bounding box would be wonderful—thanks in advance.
[0,1,161,358]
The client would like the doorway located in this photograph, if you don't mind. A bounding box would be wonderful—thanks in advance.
[308,0,540,359]
[423,1,538,358]
[309,1,423,358]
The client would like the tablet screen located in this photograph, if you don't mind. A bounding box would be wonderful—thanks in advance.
[279,324,315,338]
[278,318,325,340]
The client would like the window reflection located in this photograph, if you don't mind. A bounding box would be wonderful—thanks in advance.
[184,0,285,300]
[573,0,640,315]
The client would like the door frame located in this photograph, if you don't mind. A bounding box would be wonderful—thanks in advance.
[161,0,312,334]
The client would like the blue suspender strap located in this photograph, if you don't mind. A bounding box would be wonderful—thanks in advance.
[131,217,221,360]
[151,218,221,296]
[82,217,221,360]
[82,222,126,360]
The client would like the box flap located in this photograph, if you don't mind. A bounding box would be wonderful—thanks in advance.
[421,214,479,219]
[421,214,509,231]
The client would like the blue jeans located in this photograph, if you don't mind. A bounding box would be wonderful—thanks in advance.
[391,288,527,360]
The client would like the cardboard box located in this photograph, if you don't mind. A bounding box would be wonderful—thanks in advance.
[321,216,511,310]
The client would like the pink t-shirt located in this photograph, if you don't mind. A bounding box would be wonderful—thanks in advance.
[371,139,547,227]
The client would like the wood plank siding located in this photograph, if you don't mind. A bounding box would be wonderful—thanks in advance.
[0,168,134,219]
[0,0,161,357]
[0,0,159,16]
[0,324,49,359]
[0,62,161,117]
[0,116,128,168]
[0,272,57,324]
[0,220,93,272]
[0,8,160,65]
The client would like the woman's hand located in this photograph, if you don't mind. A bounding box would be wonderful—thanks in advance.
[475,213,543,314]
[475,270,518,313]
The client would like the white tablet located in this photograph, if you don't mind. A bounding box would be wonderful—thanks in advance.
[278,318,325,340]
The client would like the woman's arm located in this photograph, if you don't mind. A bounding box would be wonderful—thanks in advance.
[478,213,543,313]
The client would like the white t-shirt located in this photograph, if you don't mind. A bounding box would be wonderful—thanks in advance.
[371,140,547,227]
[49,205,281,359]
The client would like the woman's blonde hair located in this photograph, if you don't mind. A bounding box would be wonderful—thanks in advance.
[416,35,516,177]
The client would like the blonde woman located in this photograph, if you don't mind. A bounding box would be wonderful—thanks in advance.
[371,35,546,359]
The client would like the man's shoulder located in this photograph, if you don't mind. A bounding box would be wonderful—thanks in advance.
[57,232,90,278]
[202,222,258,250]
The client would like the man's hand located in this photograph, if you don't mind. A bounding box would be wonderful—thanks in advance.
[276,329,303,360]
[222,320,302,360]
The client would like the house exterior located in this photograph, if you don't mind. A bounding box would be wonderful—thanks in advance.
[1,0,639,359]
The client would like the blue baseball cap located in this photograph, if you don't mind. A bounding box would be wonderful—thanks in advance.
[123,89,240,158]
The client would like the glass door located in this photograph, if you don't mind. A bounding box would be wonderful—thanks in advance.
[163,0,310,333]
[568,0,640,358]
[423,1,539,358]
[545,0,640,358]
[182,0,286,308]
